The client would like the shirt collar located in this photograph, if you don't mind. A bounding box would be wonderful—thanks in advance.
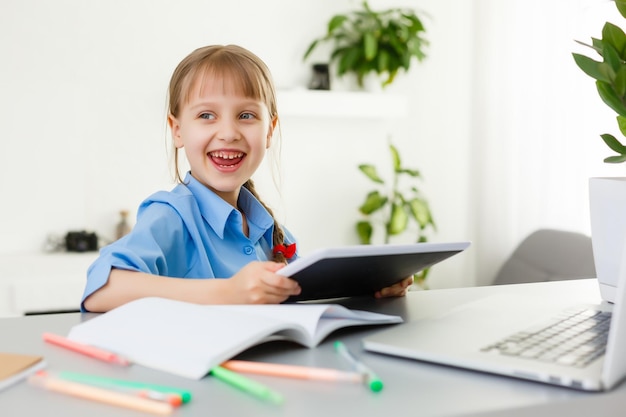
[184,172,274,241]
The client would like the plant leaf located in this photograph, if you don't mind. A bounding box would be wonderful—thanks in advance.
[410,37,428,61]
[364,32,378,61]
[407,198,433,229]
[359,191,388,214]
[337,47,362,76]
[618,0,626,19]
[602,22,626,61]
[328,15,348,34]
[616,66,626,97]
[572,53,611,83]
[597,80,626,117]
[604,154,626,163]
[601,133,626,153]
[356,221,373,244]
[377,49,390,74]
[591,37,604,54]
[383,69,398,86]
[387,203,408,235]
[602,38,622,74]
[358,164,385,183]
[398,168,420,177]
[405,12,425,33]
[389,144,401,172]
[618,115,626,138]
[303,39,319,61]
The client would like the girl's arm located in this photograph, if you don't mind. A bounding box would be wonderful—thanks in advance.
[83,261,301,312]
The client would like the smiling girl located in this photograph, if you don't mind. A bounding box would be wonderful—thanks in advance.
[81,45,411,313]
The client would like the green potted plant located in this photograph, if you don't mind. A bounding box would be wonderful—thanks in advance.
[356,141,436,287]
[572,0,626,303]
[303,1,429,89]
[572,1,626,162]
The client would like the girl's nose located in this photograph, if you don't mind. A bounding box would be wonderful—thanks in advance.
[216,119,241,142]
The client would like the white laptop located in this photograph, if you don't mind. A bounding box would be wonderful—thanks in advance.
[363,264,626,391]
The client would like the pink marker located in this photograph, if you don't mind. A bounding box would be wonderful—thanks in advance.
[42,332,130,366]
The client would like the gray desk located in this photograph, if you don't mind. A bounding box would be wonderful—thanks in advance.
[0,279,623,417]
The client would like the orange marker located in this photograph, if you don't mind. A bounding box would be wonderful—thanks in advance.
[29,372,173,415]
[221,360,364,382]
[42,332,130,366]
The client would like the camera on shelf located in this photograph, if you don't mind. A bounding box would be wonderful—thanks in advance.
[65,231,98,252]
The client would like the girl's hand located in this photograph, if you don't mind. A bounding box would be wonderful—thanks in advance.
[374,276,414,298]
[229,261,301,304]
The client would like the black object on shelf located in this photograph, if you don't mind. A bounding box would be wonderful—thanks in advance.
[308,63,330,90]
[65,231,98,252]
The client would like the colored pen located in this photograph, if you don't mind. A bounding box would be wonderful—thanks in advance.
[42,332,130,366]
[334,341,384,392]
[41,372,182,406]
[222,360,364,383]
[136,390,183,407]
[29,372,173,416]
[56,371,192,404]
[210,365,284,405]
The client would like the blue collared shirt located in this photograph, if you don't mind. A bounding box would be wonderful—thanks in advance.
[81,173,297,312]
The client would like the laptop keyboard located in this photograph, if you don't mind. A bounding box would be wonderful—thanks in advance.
[481,307,612,368]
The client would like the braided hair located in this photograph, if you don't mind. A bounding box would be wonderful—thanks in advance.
[243,179,287,264]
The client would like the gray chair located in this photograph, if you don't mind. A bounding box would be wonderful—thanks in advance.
[492,229,596,285]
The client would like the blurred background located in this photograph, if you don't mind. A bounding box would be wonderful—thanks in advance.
[1,0,624,300]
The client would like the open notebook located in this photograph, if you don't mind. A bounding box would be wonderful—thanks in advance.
[67,297,402,379]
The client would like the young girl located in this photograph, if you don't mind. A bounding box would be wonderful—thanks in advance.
[81,45,413,313]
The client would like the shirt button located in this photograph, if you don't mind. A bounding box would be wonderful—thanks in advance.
[243,246,254,255]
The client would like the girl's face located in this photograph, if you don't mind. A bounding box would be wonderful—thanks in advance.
[168,76,277,207]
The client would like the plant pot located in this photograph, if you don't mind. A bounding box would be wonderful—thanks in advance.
[360,73,385,93]
[330,73,360,92]
[331,71,384,92]
[589,177,626,303]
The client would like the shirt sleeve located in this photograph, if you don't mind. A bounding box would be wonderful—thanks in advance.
[80,203,191,312]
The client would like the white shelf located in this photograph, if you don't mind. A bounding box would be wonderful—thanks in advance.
[277,90,408,119]
[0,252,98,316]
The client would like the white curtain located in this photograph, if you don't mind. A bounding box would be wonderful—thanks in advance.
[471,0,626,285]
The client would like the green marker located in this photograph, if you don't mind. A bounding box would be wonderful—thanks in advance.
[210,366,284,405]
[334,341,383,392]
[57,371,192,403]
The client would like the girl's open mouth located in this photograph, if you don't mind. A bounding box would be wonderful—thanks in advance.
[209,151,245,169]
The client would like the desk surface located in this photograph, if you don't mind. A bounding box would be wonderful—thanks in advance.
[0,279,623,417]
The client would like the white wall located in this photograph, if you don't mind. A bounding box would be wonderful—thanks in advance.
[470,0,626,285]
[0,0,475,290]
[0,0,355,250]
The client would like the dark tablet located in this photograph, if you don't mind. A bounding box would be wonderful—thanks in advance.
[279,241,471,302]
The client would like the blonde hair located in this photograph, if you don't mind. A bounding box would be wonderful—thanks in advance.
[167,44,287,263]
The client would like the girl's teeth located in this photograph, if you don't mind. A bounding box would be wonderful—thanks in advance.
[211,151,243,159]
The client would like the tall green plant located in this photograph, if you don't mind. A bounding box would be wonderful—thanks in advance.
[356,143,436,285]
[572,1,626,163]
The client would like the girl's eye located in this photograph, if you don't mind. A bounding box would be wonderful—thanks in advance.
[240,112,255,120]
[199,113,214,120]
